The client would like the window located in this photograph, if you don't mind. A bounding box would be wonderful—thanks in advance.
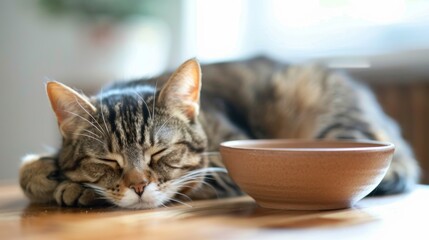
[191,0,429,63]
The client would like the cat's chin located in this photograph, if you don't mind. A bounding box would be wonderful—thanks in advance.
[114,183,170,209]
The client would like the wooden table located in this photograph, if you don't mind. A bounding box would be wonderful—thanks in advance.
[1,183,428,240]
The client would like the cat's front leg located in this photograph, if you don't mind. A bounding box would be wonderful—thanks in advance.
[53,181,105,207]
[19,154,59,203]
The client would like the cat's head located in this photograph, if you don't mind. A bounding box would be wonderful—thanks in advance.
[47,59,210,208]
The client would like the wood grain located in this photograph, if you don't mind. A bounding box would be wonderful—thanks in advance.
[1,183,428,240]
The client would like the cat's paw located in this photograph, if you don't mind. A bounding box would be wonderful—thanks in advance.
[371,155,420,195]
[54,181,104,207]
[19,155,59,203]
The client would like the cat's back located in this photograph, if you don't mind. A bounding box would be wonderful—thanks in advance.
[200,56,282,94]
[198,57,377,140]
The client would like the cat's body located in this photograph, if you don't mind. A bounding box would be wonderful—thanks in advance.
[20,57,420,208]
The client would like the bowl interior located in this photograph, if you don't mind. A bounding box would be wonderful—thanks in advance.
[221,139,394,152]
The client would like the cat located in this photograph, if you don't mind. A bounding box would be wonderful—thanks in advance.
[19,57,420,209]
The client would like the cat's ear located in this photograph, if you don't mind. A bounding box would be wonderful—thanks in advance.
[159,58,202,121]
[46,81,96,136]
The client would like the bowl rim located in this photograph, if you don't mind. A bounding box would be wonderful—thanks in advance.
[220,139,395,152]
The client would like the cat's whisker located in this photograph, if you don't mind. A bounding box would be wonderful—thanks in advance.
[84,184,111,201]
[170,170,223,187]
[171,171,211,181]
[82,129,101,139]
[173,180,220,199]
[132,90,152,120]
[176,171,206,179]
[99,89,111,135]
[73,96,107,137]
[171,177,205,186]
[170,176,220,187]
[170,167,227,192]
[172,191,192,202]
[85,183,106,192]
[159,202,168,208]
[73,133,106,146]
[178,167,227,179]
[174,175,216,182]
[167,198,193,208]
[152,79,158,122]
[93,195,111,201]
[155,115,175,138]
[183,167,227,176]
[171,177,206,186]
[65,110,106,137]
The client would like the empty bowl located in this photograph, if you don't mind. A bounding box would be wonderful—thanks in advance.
[220,139,394,210]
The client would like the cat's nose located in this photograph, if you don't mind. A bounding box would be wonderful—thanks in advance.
[129,182,147,197]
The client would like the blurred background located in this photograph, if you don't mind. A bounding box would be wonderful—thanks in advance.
[1,0,429,183]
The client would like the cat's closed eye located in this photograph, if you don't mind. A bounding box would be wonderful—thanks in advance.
[98,158,117,163]
[163,163,183,169]
[94,158,121,168]
[151,148,168,162]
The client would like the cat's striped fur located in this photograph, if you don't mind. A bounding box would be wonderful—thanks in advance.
[20,57,419,208]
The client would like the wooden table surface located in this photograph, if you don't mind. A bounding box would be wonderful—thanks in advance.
[1,183,428,240]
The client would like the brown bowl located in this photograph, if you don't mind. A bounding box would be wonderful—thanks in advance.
[220,139,394,210]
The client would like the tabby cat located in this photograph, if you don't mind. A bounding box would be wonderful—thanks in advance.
[20,57,420,209]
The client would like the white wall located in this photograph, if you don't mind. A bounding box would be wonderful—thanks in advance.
[1,0,58,180]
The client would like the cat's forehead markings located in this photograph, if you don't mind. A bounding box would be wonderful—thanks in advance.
[143,125,152,147]
[153,120,174,138]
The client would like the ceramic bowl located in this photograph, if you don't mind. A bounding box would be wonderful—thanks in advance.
[220,139,394,210]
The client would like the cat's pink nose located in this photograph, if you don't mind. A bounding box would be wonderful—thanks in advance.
[129,182,147,197]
